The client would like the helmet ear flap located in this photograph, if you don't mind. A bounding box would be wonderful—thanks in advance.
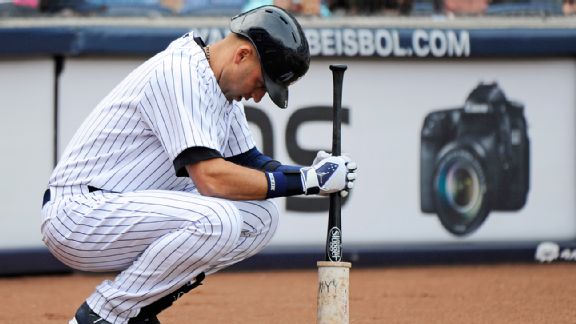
[230,5,310,109]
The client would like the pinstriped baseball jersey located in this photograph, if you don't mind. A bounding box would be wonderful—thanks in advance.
[49,32,255,196]
[41,32,279,324]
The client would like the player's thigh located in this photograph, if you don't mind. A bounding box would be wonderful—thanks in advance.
[42,190,242,269]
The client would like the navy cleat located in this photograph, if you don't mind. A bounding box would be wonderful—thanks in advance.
[70,302,160,324]
[71,273,204,324]
[130,272,205,322]
[69,302,111,324]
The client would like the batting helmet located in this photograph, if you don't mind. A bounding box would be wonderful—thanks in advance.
[230,5,310,109]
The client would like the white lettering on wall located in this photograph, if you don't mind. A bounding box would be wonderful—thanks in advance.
[305,28,470,58]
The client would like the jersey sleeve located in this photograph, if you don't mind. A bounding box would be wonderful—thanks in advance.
[139,49,220,163]
[222,102,256,158]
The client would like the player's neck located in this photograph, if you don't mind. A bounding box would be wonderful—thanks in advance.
[207,41,226,82]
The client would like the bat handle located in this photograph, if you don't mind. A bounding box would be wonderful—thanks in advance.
[326,64,347,262]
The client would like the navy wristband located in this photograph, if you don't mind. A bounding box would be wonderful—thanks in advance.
[265,171,305,198]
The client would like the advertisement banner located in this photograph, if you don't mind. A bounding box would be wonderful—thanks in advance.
[2,24,576,273]
[243,58,576,246]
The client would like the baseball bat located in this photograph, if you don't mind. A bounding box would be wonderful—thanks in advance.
[325,64,347,262]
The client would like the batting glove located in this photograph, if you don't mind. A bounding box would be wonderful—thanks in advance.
[313,150,355,168]
[312,150,332,165]
[301,155,357,197]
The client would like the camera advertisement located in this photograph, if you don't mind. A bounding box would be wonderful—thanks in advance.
[2,56,575,252]
[245,58,576,246]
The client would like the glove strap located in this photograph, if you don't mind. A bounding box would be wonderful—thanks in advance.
[300,167,320,195]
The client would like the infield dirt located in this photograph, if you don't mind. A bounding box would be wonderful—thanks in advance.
[0,263,574,323]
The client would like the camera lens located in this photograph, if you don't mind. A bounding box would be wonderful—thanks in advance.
[433,148,490,236]
[441,161,482,218]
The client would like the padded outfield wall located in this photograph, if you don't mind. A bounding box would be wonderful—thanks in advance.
[1,17,575,274]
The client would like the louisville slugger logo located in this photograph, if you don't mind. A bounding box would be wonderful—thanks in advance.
[328,226,342,262]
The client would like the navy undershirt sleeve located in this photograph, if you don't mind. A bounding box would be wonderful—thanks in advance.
[226,147,301,172]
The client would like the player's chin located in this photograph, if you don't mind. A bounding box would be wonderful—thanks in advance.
[226,94,242,103]
[222,92,235,102]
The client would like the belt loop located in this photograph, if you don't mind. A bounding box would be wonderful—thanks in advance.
[87,186,102,193]
[42,189,51,207]
[43,186,106,207]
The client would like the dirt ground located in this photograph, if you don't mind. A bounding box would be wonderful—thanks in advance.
[0,263,574,324]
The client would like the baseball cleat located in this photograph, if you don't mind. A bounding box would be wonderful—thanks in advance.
[70,302,160,324]
[128,316,161,324]
[69,302,112,324]
[132,272,206,322]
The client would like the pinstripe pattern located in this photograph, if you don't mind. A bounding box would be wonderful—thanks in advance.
[48,32,255,194]
[42,190,278,323]
[41,32,272,324]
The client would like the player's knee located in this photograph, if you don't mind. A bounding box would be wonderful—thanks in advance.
[261,199,280,231]
[193,199,243,252]
[248,199,280,235]
[258,199,280,244]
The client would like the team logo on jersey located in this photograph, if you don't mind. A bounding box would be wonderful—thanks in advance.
[316,162,338,187]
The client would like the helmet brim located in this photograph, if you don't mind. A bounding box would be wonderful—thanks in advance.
[263,72,288,109]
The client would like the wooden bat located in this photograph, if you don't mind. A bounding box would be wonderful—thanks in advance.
[326,64,347,262]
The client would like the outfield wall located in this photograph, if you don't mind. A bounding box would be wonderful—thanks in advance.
[1,17,575,274]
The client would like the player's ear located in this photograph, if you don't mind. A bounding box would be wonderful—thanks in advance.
[234,45,253,64]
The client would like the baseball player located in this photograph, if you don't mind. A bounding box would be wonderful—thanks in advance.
[40,5,357,324]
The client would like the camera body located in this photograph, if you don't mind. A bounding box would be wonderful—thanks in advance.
[420,82,530,236]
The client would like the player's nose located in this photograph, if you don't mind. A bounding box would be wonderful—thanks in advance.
[251,89,265,103]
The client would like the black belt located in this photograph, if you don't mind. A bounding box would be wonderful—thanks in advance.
[42,186,102,207]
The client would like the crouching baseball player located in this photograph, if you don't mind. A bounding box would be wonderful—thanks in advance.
[40,5,357,324]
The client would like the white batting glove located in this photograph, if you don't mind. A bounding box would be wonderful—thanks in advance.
[312,150,331,165]
[313,150,356,166]
[339,155,357,198]
[300,155,357,197]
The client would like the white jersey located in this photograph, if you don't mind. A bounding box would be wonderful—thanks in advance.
[49,32,255,197]
[42,32,279,323]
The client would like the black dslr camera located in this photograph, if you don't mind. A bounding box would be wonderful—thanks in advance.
[420,82,530,236]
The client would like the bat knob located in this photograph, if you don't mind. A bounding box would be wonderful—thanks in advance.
[330,64,348,72]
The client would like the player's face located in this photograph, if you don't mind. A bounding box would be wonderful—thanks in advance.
[239,60,267,103]
[221,45,267,104]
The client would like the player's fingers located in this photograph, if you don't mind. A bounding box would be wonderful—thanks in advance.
[312,150,333,166]
[346,161,357,171]
[346,181,354,190]
[316,150,331,160]
[347,173,356,181]
[340,190,349,198]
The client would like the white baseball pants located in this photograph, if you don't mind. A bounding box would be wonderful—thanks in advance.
[41,188,279,323]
